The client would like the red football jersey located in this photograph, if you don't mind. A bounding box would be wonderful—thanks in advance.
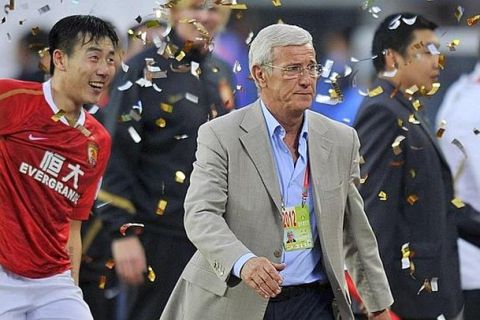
[0,79,111,278]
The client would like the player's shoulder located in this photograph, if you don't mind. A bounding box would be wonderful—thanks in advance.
[85,111,111,145]
[0,79,43,99]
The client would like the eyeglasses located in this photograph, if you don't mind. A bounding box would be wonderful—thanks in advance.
[264,63,323,79]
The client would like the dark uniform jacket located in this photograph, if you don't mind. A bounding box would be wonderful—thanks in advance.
[354,78,480,318]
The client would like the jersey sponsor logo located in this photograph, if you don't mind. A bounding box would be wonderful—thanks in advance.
[18,151,84,204]
[28,134,48,141]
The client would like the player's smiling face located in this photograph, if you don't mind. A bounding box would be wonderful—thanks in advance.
[64,35,116,106]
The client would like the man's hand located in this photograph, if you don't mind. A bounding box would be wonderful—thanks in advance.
[369,309,391,320]
[240,257,285,299]
[112,236,146,285]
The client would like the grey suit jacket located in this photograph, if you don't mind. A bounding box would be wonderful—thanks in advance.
[161,100,393,320]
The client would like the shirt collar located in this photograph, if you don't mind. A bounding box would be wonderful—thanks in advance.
[260,99,308,140]
[42,79,86,127]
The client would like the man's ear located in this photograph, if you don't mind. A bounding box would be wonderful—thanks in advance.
[383,48,400,70]
[251,65,268,89]
[52,49,67,71]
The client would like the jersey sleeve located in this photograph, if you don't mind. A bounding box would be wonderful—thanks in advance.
[0,79,37,135]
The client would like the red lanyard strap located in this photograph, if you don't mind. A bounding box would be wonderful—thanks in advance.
[301,162,310,207]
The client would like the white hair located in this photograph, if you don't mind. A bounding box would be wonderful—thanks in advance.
[248,24,314,88]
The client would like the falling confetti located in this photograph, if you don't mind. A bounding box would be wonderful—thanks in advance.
[368,86,383,97]
[446,39,460,51]
[147,266,156,282]
[466,15,480,26]
[155,118,167,128]
[436,120,446,138]
[37,4,50,14]
[391,135,406,155]
[451,198,465,208]
[117,81,133,91]
[454,6,464,22]
[128,126,141,143]
[272,0,281,6]
[378,191,387,201]
[406,194,419,205]
[175,171,186,183]
[156,199,167,215]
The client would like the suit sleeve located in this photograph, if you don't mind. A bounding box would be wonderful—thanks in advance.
[94,64,144,238]
[353,103,406,263]
[343,127,394,312]
[184,123,251,283]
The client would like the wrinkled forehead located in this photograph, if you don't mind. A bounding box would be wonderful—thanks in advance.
[272,44,316,62]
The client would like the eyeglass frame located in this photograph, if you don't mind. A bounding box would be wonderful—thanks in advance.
[262,63,323,79]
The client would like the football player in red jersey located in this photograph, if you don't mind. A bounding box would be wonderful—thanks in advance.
[0,15,118,319]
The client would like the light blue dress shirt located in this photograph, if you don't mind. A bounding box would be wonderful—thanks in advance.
[232,101,326,286]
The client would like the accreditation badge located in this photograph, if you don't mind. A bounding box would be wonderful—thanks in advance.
[282,205,314,251]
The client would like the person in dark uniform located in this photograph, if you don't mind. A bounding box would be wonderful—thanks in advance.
[95,1,234,319]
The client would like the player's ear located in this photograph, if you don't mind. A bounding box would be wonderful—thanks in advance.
[52,49,67,72]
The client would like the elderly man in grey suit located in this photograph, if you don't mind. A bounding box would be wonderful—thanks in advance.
[161,24,393,320]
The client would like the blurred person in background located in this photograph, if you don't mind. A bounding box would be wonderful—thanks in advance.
[436,43,480,320]
[311,30,364,125]
[94,1,235,319]
[14,28,50,82]
[354,12,480,320]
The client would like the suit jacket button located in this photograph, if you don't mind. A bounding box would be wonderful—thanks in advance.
[274,250,281,258]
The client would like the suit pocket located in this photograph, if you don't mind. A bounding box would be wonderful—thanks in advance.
[182,263,228,297]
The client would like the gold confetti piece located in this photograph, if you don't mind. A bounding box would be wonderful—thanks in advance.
[360,174,368,184]
[147,266,156,282]
[447,39,460,51]
[408,114,420,125]
[31,26,40,35]
[438,54,445,70]
[160,103,173,113]
[228,4,247,9]
[412,99,422,111]
[467,15,480,26]
[406,194,419,205]
[436,120,447,138]
[51,110,66,122]
[390,160,405,167]
[417,278,437,295]
[98,275,107,289]
[175,50,186,62]
[272,0,281,6]
[401,243,411,269]
[454,6,464,22]
[409,169,416,178]
[277,19,284,24]
[119,223,145,236]
[397,118,404,128]
[391,135,406,155]
[451,198,465,208]
[175,171,186,183]
[405,85,419,95]
[367,85,383,97]
[155,118,167,128]
[425,82,440,96]
[359,155,365,165]
[105,259,115,269]
[378,191,387,201]
[128,126,142,143]
[156,199,167,215]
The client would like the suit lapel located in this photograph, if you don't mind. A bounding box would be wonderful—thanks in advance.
[239,101,283,215]
[306,111,333,219]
